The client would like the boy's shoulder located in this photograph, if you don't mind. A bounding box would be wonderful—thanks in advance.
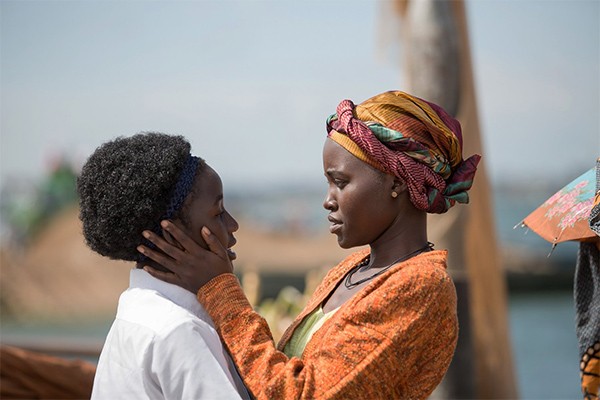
[115,286,217,338]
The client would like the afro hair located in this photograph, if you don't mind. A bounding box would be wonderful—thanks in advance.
[77,132,204,261]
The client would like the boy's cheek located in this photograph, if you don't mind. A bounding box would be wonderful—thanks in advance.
[169,218,209,251]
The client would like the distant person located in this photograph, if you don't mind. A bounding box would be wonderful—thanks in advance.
[139,91,481,399]
[77,133,249,399]
[576,161,600,400]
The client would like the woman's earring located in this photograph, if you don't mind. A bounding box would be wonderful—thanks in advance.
[391,191,398,198]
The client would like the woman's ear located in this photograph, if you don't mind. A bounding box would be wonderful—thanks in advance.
[392,178,407,195]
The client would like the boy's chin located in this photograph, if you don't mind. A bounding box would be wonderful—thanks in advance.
[227,248,237,261]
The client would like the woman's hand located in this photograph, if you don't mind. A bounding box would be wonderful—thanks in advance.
[137,220,233,294]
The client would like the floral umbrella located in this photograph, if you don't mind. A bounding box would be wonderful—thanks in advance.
[520,166,597,246]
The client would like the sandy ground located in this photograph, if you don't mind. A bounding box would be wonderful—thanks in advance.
[0,206,357,321]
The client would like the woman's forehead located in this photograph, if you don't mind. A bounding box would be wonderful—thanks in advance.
[323,139,353,162]
[324,139,368,170]
[323,139,389,181]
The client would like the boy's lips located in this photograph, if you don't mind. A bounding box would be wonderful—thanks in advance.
[227,248,237,260]
[227,238,237,260]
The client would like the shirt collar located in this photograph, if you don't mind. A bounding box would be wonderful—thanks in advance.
[129,268,208,319]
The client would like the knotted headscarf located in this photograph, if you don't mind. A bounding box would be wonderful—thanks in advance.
[326,90,481,214]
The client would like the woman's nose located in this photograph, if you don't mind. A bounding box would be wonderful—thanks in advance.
[323,193,338,211]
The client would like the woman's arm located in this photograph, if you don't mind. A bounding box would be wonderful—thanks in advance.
[140,224,457,399]
[195,269,457,400]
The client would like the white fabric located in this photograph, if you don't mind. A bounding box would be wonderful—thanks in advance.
[91,269,249,400]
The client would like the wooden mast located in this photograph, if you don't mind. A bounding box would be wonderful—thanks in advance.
[391,1,518,398]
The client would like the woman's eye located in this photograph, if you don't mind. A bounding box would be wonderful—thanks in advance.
[325,175,346,189]
[334,179,346,188]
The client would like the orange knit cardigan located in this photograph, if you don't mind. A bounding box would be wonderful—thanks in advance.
[197,249,458,399]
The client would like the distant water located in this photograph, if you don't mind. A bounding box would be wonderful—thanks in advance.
[498,185,582,399]
[509,291,580,399]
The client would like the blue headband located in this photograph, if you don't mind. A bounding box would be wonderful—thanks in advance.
[139,154,200,261]
[163,155,201,221]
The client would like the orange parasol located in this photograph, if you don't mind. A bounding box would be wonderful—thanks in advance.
[519,166,597,246]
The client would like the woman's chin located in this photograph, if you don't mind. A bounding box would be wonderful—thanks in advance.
[335,234,370,250]
[336,236,353,249]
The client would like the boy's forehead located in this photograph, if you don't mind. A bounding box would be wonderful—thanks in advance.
[198,166,223,200]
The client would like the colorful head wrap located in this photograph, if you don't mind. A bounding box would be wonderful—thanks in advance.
[326,90,481,214]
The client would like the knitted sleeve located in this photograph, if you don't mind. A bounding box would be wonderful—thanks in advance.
[197,257,457,400]
[197,274,308,399]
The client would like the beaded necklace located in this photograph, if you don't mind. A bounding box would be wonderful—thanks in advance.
[344,242,434,289]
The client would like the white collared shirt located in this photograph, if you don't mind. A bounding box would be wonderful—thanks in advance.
[91,269,249,400]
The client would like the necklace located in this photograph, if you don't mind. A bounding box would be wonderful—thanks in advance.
[344,242,434,289]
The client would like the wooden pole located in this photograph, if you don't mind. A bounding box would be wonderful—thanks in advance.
[451,2,518,396]
[393,0,518,397]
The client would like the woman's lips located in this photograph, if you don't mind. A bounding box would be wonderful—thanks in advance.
[328,215,342,234]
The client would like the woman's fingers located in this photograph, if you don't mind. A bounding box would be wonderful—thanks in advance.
[201,227,228,259]
[139,223,233,293]
[163,229,184,251]
[137,244,183,275]
[161,220,200,252]
[142,230,183,260]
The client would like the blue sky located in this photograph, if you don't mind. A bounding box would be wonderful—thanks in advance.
[1,0,598,191]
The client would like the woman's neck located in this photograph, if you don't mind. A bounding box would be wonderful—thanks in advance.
[368,210,428,268]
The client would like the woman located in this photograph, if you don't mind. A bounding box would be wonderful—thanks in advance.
[140,91,481,399]
[78,133,249,399]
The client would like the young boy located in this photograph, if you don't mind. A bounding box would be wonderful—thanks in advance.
[78,132,248,399]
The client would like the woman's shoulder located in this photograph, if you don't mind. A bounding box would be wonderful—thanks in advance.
[347,250,457,331]
[359,250,455,307]
[388,249,453,291]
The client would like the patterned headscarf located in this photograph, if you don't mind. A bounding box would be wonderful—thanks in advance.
[326,90,481,214]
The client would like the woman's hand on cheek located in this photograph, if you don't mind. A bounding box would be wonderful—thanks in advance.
[137,220,233,294]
